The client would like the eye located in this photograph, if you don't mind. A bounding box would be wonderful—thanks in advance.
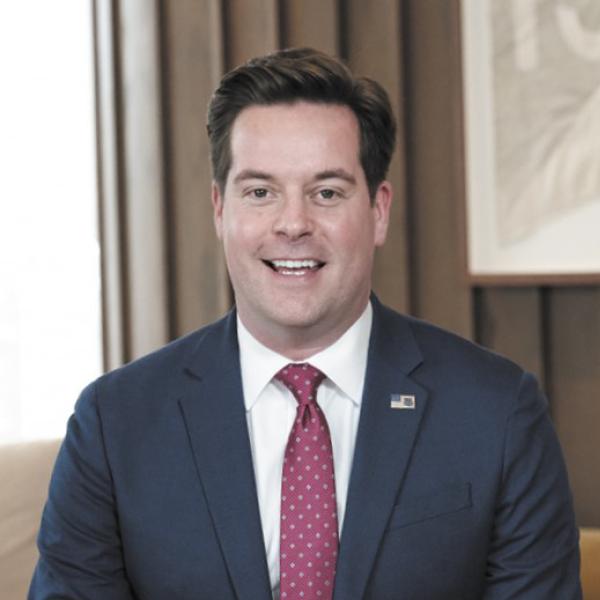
[252,188,268,198]
[317,188,338,200]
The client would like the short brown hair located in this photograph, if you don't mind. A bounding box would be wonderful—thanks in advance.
[207,47,396,199]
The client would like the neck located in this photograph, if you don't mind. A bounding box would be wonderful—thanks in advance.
[238,302,369,361]
[244,325,342,361]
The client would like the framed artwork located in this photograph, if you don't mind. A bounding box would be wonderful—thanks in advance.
[460,0,600,284]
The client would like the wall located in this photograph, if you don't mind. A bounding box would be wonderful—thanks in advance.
[93,0,600,525]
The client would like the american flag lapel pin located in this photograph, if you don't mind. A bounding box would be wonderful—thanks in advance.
[390,394,416,410]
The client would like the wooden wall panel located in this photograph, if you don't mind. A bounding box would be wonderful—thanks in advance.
[280,0,338,55]
[94,0,126,370]
[225,0,279,67]
[95,0,171,364]
[403,0,473,338]
[344,0,410,314]
[477,288,545,383]
[161,0,230,337]
[117,0,170,358]
[548,288,600,525]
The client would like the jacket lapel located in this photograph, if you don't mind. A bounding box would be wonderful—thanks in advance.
[334,299,429,600]
[178,313,272,600]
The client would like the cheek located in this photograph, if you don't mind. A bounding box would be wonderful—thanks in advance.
[341,214,377,248]
[222,211,265,256]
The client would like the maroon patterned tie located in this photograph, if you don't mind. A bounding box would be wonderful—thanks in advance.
[275,363,339,600]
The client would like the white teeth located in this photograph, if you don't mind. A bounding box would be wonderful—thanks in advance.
[271,259,319,269]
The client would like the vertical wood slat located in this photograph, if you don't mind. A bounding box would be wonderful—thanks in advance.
[403,0,473,338]
[476,288,545,382]
[280,0,339,55]
[93,0,126,370]
[117,0,170,359]
[344,0,410,315]
[162,0,230,337]
[548,288,600,525]
[225,0,279,67]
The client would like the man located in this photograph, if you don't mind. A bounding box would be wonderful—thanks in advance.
[30,48,581,599]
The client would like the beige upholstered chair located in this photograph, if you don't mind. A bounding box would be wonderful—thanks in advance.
[581,527,600,600]
[0,439,61,600]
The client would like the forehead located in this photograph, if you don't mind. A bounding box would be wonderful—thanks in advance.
[228,102,361,177]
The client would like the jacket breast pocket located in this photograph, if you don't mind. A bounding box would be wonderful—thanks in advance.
[385,481,472,531]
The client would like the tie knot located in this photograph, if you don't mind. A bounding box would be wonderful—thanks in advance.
[275,363,325,406]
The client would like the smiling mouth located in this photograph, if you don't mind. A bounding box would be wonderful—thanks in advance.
[263,259,325,276]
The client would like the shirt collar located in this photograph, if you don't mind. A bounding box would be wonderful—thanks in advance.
[237,302,372,411]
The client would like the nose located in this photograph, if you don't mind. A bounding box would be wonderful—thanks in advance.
[272,194,313,240]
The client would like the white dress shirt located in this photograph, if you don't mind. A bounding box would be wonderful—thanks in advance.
[237,302,372,598]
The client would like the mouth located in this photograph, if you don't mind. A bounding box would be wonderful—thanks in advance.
[262,258,325,276]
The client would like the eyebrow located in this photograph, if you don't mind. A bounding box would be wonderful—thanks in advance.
[232,170,275,185]
[232,168,357,186]
[313,169,356,185]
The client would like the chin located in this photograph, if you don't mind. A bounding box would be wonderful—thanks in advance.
[270,309,322,330]
[263,299,328,328]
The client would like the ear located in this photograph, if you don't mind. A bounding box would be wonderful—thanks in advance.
[211,181,224,239]
[372,180,392,247]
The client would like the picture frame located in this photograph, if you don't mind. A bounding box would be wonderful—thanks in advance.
[459,0,600,284]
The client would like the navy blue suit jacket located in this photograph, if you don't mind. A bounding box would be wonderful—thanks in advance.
[30,298,581,599]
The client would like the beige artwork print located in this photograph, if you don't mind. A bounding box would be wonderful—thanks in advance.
[493,0,600,244]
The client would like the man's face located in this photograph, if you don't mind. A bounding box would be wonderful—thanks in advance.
[212,101,391,357]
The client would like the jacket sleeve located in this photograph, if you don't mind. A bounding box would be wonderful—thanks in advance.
[482,372,582,599]
[29,381,135,600]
